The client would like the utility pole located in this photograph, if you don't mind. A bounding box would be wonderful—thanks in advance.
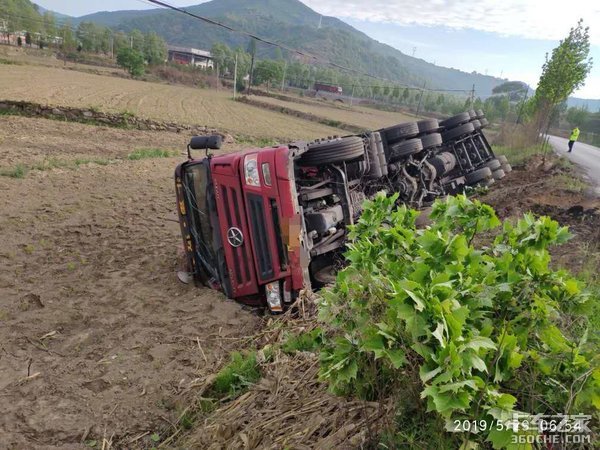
[470,84,475,108]
[130,35,133,49]
[110,36,114,59]
[281,62,287,91]
[350,84,355,106]
[515,88,529,125]
[416,81,426,117]
[233,53,238,100]
[318,15,322,29]
[412,46,416,57]
[247,44,256,95]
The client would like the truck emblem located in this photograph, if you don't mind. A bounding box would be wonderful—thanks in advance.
[227,227,244,247]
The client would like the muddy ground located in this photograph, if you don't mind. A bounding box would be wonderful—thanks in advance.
[0,116,598,450]
[0,116,260,449]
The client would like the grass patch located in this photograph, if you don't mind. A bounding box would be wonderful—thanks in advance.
[281,328,321,354]
[127,148,176,160]
[0,57,21,65]
[0,164,27,178]
[493,144,543,166]
[235,135,278,147]
[211,351,261,398]
[0,158,114,179]
[554,173,588,193]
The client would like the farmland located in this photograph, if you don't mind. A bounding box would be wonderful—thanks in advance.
[250,93,415,130]
[0,115,261,447]
[0,64,344,141]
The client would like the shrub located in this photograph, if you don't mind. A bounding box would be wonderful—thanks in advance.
[319,193,598,448]
[117,47,145,77]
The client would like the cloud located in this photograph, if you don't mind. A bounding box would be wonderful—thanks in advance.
[302,0,600,45]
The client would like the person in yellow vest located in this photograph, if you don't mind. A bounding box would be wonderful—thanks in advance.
[568,126,580,152]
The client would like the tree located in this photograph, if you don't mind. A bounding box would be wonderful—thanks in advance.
[402,88,410,103]
[252,60,284,91]
[117,47,145,77]
[211,42,232,76]
[566,106,589,127]
[144,32,166,65]
[129,29,145,53]
[25,31,31,46]
[60,23,76,52]
[534,19,593,136]
[17,36,22,47]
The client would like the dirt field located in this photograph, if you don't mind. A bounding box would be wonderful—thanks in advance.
[0,116,261,449]
[252,94,415,130]
[0,64,343,141]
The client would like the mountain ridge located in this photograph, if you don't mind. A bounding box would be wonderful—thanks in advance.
[72,0,509,96]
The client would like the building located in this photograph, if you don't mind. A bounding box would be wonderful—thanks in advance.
[167,45,213,69]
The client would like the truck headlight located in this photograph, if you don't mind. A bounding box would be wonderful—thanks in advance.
[265,281,282,312]
[244,155,260,187]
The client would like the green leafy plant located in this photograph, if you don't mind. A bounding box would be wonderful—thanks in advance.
[212,351,261,398]
[319,193,598,448]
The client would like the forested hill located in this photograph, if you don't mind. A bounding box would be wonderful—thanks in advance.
[74,0,508,96]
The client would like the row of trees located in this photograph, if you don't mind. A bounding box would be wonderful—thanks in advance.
[210,39,527,120]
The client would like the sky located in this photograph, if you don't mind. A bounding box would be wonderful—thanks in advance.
[34,0,600,99]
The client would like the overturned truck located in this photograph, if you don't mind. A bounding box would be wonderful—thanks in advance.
[175,110,511,312]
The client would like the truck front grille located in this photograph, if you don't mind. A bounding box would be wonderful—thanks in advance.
[221,186,251,285]
[247,193,274,280]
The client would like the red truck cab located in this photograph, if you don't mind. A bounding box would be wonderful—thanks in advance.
[175,141,310,312]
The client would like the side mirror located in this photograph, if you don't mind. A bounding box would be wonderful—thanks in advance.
[189,135,222,150]
[187,135,223,160]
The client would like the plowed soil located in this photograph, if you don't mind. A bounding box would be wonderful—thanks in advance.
[0,116,260,449]
[0,64,343,141]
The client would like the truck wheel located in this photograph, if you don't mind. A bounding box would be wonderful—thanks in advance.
[502,163,512,173]
[497,155,508,165]
[381,122,419,143]
[299,136,365,166]
[440,112,471,129]
[486,158,502,171]
[465,167,492,184]
[420,133,443,150]
[492,168,506,180]
[476,109,485,119]
[478,177,495,187]
[388,138,423,161]
[417,119,440,134]
[468,109,477,119]
[471,119,481,130]
[441,122,475,142]
[480,118,489,128]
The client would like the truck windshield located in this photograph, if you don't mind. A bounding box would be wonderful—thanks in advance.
[183,162,219,279]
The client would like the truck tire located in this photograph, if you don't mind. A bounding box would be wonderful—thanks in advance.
[476,109,485,119]
[388,138,423,161]
[299,136,365,166]
[502,163,512,173]
[480,118,489,128]
[492,168,506,180]
[497,155,508,165]
[486,158,502,171]
[468,109,477,119]
[381,122,419,143]
[441,122,475,142]
[440,112,470,129]
[420,132,443,150]
[471,119,481,130]
[478,178,495,187]
[417,119,440,134]
[465,167,492,184]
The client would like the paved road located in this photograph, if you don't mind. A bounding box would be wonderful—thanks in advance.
[548,135,600,192]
